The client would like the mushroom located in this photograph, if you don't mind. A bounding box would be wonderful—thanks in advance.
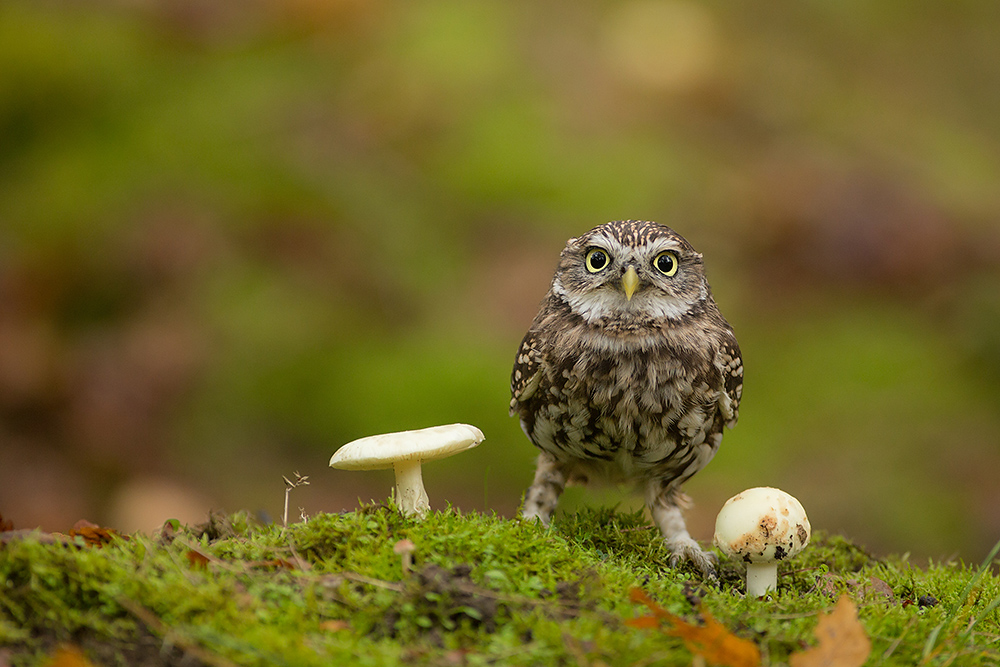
[329,423,485,517]
[393,538,416,575]
[713,487,811,597]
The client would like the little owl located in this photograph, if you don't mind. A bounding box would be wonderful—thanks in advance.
[510,220,742,577]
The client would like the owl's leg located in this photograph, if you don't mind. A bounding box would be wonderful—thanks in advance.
[646,481,717,579]
[520,452,567,526]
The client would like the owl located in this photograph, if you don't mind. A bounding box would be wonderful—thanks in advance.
[510,220,742,577]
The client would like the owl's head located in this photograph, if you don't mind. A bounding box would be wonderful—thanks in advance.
[552,220,710,325]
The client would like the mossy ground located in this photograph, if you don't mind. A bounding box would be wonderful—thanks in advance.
[1,505,998,666]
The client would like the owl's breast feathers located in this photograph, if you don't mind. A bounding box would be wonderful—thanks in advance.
[510,295,742,470]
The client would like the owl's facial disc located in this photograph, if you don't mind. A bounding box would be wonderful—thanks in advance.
[552,221,710,326]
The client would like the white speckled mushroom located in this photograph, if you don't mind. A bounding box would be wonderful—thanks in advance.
[713,487,811,597]
[329,424,485,517]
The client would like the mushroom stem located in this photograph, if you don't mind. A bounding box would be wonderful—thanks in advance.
[393,460,429,516]
[746,562,778,597]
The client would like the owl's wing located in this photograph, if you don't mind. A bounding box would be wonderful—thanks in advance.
[715,332,743,428]
[509,329,544,416]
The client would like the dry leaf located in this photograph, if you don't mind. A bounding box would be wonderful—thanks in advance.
[67,520,122,547]
[156,518,180,545]
[0,513,13,532]
[790,595,871,667]
[42,645,97,667]
[816,574,894,603]
[859,576,893,602]
[320,620,351,632]
[816,573,843,598]
[627,615,662,630]
[628,588,761,667]
[250,558,297,570]
[186,549,211,569]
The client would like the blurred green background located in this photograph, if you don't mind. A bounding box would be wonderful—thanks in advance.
[2,0,999,561]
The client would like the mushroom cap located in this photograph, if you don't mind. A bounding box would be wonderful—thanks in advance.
[393,538,416,555]
[329,423,485,471]
[713,487,811,564]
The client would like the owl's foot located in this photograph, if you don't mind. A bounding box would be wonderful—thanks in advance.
[520,483,559,526]
[666,536,718,580]
[520,504,551,526]
[648,483,717,580]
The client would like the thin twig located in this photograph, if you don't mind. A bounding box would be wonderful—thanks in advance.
[282,472,310,528]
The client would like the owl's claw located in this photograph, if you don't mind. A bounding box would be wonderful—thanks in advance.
[666,538,718,581]
[520,506,551,527]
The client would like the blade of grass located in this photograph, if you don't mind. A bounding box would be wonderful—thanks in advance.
[922,537,1000,659]
[962,592,1000,639]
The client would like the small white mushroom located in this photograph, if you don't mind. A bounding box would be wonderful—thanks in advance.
[713,487,811,597]
[329,423,485,517]
[393,538,416,575]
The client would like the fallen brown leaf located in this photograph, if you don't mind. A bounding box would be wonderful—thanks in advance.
[816,573,842,598]
[41,645,97,667]
[815,574,894,603]
[186,549,211,569]
[789,595,871,667]
[249,558,297,570]
[860,576,893,602]
[320,620,351,632]
[156,518,180,545]
[627,588,761,667]
[68,520,123,547]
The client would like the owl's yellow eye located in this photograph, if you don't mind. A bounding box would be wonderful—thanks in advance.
[585,248,610,273]
[653,251,679,276]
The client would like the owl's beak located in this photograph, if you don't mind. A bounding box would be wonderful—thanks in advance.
[622,265,640,301]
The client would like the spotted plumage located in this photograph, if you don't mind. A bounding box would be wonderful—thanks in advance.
[510,220,742,577]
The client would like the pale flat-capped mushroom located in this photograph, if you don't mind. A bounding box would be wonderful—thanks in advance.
[713,487,811,597]
[393,538,415,575]
[329,423,485,517]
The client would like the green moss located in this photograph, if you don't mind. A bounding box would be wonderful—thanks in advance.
[1,506,999,666]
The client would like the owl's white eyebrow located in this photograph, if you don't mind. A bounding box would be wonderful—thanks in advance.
[588,232,684,253]
[645,239,685,254]
[583,238,614,251]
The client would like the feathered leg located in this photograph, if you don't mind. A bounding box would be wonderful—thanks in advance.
[646,480,717,578]
[520,452,566,525]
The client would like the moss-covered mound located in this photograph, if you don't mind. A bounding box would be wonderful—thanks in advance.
[1,506,998,666]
